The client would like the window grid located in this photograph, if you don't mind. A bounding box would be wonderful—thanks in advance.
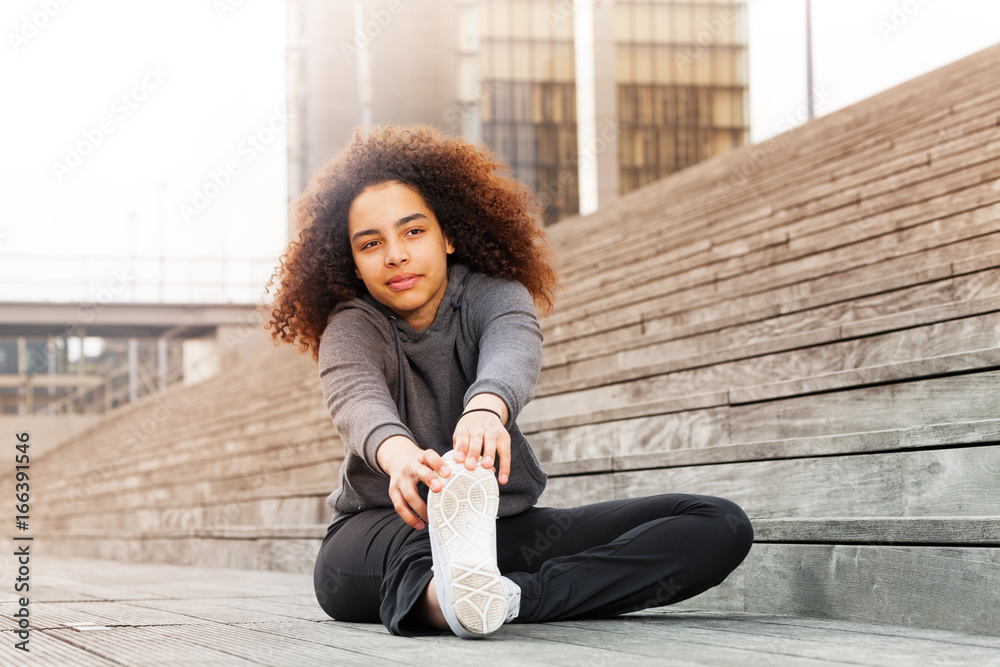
[615,0,748,196]
[481,0,579,224]
[479,0,748,218]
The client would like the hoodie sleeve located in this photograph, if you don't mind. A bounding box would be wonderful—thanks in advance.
[463,274,544,426]
[318,308,414,476]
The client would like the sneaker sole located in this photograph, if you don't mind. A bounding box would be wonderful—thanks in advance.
[428,451,506,638]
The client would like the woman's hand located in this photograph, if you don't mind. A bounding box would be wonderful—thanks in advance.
[453,395,511,485]
[376,435,451,530]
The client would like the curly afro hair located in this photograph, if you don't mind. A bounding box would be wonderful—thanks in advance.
[263,123,561,361]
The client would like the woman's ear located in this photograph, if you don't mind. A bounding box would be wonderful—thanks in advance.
[445,237,455,254]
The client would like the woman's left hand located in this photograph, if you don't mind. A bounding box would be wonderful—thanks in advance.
[452,409,511,485]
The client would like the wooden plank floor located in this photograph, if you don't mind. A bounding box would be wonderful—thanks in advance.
[1,556,999,666]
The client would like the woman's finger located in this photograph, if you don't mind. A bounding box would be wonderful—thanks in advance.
[497,430,511,485]
[422,448,451,480]
[464,427,485,469]
[417,459,444,494]
[399,479,428,526]
[480,428,498,471]
[389,486,423,529]
[452,428,469,463]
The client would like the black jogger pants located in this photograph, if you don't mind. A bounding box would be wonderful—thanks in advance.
[313,493,754,636]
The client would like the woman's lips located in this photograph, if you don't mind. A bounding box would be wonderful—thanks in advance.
[387,275,420,291]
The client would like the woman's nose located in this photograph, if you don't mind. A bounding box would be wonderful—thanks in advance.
[384,241,408,266]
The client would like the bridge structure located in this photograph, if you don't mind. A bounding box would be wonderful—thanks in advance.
[0,300,267,416]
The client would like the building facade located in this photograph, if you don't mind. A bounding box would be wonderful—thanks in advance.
[286,0,748,229]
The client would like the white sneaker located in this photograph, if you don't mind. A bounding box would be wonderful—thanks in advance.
[428,450,506,638]
[501,575,520,623]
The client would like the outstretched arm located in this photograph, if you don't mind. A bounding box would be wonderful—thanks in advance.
[318,309,413,475]
[318,308,452,529]
[453,275,543,481]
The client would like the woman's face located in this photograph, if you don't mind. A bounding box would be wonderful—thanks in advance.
[347,180,455,331]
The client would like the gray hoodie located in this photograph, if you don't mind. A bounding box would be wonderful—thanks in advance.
[318,261,548,526]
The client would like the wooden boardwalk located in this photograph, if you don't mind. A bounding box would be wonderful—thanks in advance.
[1,555,998,666]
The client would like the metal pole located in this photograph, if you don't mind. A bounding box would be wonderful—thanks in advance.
[47,337,56,415]
[129,337,139,404]
[353,0,374,130]
[129,212,138,302]
[17,336,26,415]
[158,181,166,303]
[158,337,168,392]
[805,0,814,120]
[454,0,482,143]
[574,0,598,216]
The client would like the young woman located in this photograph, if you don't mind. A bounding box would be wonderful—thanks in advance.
[266,124,753,638]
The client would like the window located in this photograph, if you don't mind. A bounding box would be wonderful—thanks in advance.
[484,0,746,219]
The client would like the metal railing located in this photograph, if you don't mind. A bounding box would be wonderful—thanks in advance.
[31,358,182,416]
[2,254,280,304]
[27,342,233,416]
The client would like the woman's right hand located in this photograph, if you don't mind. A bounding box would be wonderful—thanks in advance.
[376,435,451,530]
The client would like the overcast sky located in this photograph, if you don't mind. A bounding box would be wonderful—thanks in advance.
[1,0,287,304]
[2,0,999,305]
[749,0,1000,142]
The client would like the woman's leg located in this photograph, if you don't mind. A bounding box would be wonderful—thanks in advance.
[494,494,753,623]
[313,508,445,635]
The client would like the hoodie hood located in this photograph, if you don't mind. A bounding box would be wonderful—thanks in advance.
[331,261,474,419]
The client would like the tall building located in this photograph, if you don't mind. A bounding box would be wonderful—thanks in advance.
[286,0,748,229]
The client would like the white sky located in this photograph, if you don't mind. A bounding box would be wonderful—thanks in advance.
[749,0,1000,142]
[0,0,288,304]
[1,0,999,304]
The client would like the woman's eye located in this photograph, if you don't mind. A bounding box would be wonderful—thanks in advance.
[406,228,423,236]
[360,240,378,250]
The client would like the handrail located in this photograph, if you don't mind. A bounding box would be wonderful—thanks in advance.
[33,360,167,415]
[31,354,193,416]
